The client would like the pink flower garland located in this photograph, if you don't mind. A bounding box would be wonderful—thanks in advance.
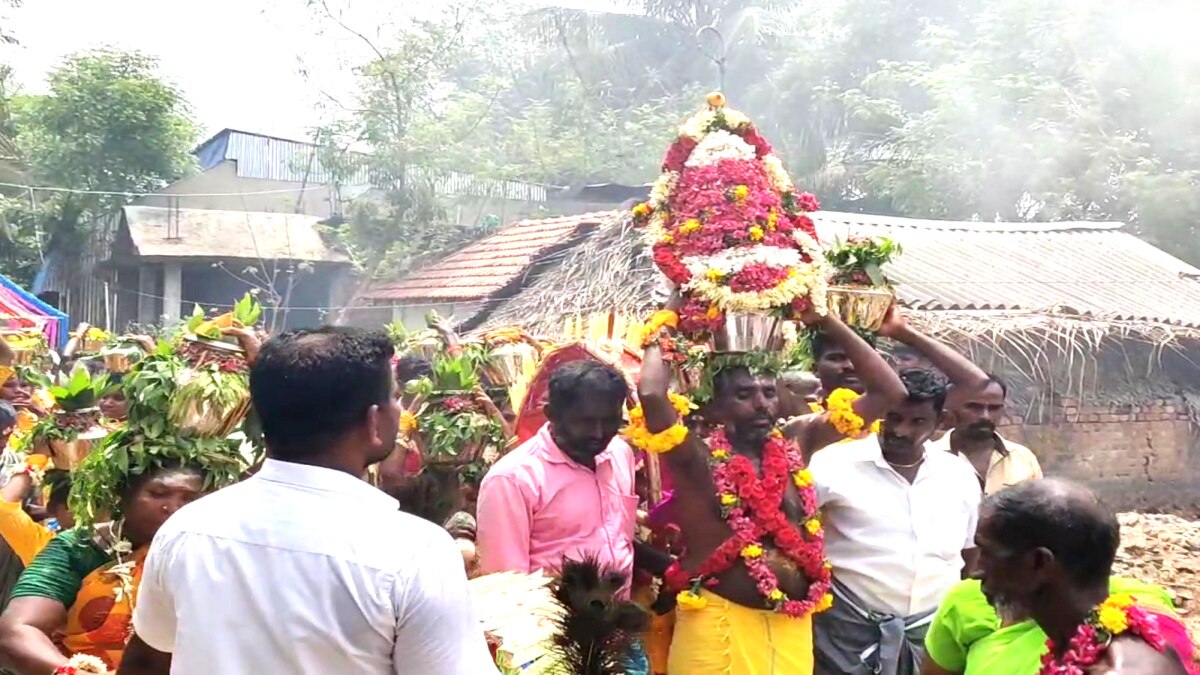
[667,428,832,619]
[1039,598,1172,675]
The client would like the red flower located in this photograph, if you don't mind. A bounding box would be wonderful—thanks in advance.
[663,136,698,172]
[735,125,774,159]
[797,192,821,212]
[727,263,790,293]
[652,244,691,285]
[442,396,475,413]
[678,296,723,336]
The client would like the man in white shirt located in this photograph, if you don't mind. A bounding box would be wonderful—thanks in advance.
[810,368,981,675]
[119,328,497,675]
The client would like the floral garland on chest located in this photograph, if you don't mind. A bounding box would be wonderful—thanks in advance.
[1039,594,1175,675]
[664,426,833,618]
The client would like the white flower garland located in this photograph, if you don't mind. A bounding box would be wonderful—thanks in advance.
[684,130,756,168]
[680,245,827,312]
[648,171,679,210]
[679,110,717,140]
[762,154,794,194]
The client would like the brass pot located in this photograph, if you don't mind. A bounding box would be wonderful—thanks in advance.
[826,286,895,332]
[48,429,105,469]
[103,353,133,374]
[172,394,252,438]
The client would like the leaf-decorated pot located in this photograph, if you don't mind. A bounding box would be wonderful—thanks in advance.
[826,286,894,332]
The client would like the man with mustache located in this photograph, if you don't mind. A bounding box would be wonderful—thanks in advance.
[809,367,983,675]
[928,376,1042,495]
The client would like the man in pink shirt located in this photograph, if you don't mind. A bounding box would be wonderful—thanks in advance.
[477,359,638,584]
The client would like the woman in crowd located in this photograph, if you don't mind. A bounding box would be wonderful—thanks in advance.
[0,427,243,675]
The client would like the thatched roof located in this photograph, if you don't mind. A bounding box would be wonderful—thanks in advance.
[479,211,1200,348]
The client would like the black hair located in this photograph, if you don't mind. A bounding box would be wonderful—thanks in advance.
[982,480,1119,586]
[395,355,433,384]
[713,366,752,400]
[985,373,1008,398]
[251,327,395,460]
[547,360,628,412]
[44,470,72,510]
[899,367,948,412]
[0,400,16,430]
[811,328,877,360]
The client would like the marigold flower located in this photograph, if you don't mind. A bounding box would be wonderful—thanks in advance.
[677,590,708,610]
[679,219,702,234]
[399,411,419,436]
[1097,605,1129,635]
[720,493,739,507]
[748,226,764,241]
[793,469,814,488]
[732,185,750,201]
[711,449,729,460]
[632,203,652,217]
[705,269,725,283]
[805,519,822,536]
[816,593,834,612]
[741,544,764,559]
[768,589,785,602]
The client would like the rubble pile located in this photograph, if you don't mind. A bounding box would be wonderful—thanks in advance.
[1113,512,1200,640]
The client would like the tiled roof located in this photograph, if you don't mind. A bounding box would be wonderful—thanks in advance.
[119,205,349,263]
[361,211,619,301]
[814,212,1200,328]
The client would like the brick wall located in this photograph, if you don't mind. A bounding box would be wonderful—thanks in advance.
[997,396,1197,482]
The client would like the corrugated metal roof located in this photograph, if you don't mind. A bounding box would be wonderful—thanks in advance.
[813,212,1200,328]
[361,211,619,301]
[193,129,549,202]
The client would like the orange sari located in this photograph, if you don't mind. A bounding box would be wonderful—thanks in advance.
[59,546,147,672]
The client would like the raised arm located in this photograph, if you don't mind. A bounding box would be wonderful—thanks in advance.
[797,313,907,454]
[878,307,987,390]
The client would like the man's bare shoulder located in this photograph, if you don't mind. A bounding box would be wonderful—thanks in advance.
[1092,635,1191,675]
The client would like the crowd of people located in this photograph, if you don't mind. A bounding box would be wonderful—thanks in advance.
[0,302,1193,675]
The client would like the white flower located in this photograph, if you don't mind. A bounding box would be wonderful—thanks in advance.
[679,242,829,313]
[642,211,670,246]
[648,171,679,209]
[762,154,794,194]
[722,108,751,129]
[679,110,717,140]
[482,445,499,465]
[684,130,756,168]
[682,245,805,277]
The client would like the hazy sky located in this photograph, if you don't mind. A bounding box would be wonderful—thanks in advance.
[3,0,1196,146]
[0,0,620,143]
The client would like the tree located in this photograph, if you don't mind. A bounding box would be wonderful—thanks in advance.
[0,49,197,285]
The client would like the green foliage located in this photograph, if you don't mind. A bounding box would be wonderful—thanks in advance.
[408,354,480,395]
[0,49,196,284]
[48,364,109,412]
[68,426,244,530]
[825,236,902,286]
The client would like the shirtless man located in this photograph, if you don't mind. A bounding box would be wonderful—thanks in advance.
[638,305,905,673]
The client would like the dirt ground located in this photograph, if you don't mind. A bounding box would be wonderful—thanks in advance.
[1112,512,1200,641]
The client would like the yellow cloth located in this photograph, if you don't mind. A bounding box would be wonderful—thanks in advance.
[929,431,1043,495]
[0,498,54,566]
[667,589,814,675]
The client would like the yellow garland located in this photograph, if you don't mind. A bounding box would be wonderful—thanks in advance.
[623,393,693,455]
[821,388,882,438]
[1096,593,1136,634]
[639,309,680,347]
[399,410,419,436]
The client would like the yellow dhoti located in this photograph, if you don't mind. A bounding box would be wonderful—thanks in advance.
[667,590,814,675]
